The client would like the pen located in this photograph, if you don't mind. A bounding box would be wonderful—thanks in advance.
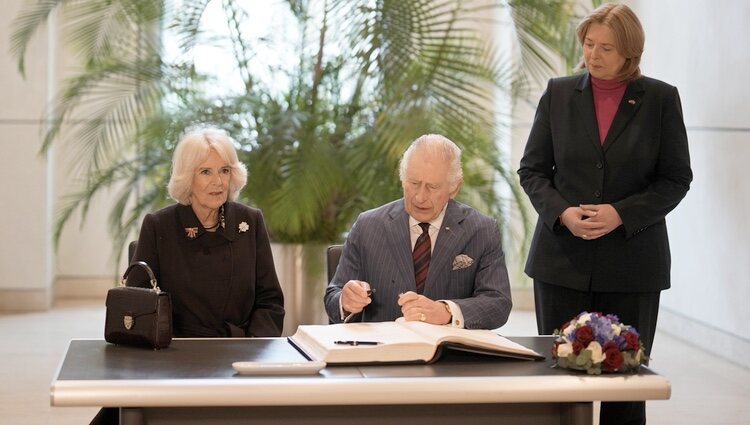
[334,340,381,346]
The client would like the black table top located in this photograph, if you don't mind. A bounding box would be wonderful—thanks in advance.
[56,336,654,382]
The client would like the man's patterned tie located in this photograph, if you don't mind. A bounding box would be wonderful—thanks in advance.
[413,222,431,294]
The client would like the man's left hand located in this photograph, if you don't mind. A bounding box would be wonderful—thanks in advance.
[398,291,451,325]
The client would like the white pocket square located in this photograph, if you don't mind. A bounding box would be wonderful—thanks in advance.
[452,254,474,270]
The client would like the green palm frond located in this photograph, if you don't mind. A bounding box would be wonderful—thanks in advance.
[9,0,61,77]
[63,0,162,64]
[41,56,165,173]
[170,0,212,52]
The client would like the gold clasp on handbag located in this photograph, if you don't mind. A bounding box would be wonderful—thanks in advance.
[124,314,134,330]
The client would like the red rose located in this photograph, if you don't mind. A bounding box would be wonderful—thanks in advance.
[575,325,594,346]
[622,331,640,351]
[572,341,584,355]
[603,341,623,372]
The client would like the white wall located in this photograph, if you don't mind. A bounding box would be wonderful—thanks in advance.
[0,1,54,309]
[630,0,750,363]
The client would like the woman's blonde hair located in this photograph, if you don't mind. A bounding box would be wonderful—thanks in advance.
[576,2,644,81]
[167,127,248,205]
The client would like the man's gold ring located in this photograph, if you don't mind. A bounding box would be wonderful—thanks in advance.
[420,313,426,322]
[582,234,588,239]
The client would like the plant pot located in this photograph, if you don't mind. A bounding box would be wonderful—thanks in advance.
[271,243,329,336]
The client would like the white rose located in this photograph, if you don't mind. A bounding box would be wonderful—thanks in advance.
[578,313,592,324]
[587,341,605,364]
[611,323,621,336]
[557,342,574,358]
[563,323,576,335]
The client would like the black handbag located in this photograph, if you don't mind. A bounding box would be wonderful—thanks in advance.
[104,261,172,349]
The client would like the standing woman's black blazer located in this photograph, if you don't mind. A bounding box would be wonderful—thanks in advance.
[518,72,693,293]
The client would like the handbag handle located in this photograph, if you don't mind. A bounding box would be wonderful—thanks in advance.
[121,261,160,292]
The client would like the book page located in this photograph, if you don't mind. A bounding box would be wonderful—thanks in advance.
[290,322,437,364]
[397,319,543,359]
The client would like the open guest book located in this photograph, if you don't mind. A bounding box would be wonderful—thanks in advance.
[289,319,544,365]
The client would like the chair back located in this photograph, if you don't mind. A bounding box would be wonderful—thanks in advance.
[326,244,343,282]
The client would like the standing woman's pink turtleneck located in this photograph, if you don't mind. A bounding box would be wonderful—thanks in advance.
[590,75,627,144]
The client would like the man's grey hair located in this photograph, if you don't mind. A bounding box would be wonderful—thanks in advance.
[399,134,463,189]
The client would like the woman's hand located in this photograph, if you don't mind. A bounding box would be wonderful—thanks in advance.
[560,204,622,240]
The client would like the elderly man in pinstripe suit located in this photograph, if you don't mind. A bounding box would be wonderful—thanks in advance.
[324,134,512,329]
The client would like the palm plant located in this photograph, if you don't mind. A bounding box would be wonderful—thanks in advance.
[11,0,580,261]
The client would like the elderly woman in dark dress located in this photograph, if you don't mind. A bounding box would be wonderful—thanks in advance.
[91,127,284,423]
[131,126,285,337]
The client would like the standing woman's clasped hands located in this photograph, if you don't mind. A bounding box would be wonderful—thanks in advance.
[560,204,623,240]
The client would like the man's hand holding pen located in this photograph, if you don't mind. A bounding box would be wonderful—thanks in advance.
[341,280,374,318]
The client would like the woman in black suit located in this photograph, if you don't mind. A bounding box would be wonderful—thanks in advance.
[518,3,692,425]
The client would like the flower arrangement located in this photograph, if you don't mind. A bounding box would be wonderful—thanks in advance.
[552,311,647,375]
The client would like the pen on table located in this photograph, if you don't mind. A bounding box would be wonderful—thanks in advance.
[334,340,381,346]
